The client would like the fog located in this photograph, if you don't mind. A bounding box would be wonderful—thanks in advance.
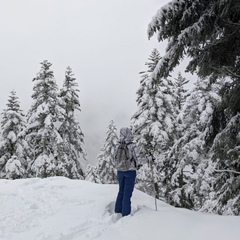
[0,0,195,165]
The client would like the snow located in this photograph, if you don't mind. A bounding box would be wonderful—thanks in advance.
[5,157,21,173]
[7,131,17,143]
[0,177,240,240]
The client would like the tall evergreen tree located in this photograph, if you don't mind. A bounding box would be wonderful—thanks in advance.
[58,66,86,179]
[163,79,221,209]
[0,90,30,179]
[131,49,177,200]
[148,0,240,140]
[26,60,63,178]
[96,120,118,184]
[173,72,189,114]
[172,72,190,139]
[131,49,176,158]
[148,0,240,214]
[202,79,240,215]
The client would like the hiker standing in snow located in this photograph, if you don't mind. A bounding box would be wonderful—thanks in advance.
[113,127,144,217]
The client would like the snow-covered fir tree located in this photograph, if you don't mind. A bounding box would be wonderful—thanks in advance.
[85,165,101,183]
[0,90,30,179]
[131,48,176,158]
[58,66,86,179]
[96,120,118,184]
[131,49,177,199]
[173,72,189,115]
[163,78,221,209]
[26,60,64,178]
[136,73,189,200]
[202,79,240,215]
[172,72,190,139]
[148,0,240,215]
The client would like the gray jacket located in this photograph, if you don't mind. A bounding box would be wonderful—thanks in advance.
[114,127,145,171]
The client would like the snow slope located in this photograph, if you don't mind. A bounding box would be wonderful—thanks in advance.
[0,177,240,240]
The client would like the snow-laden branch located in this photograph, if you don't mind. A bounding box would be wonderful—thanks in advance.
[215,169,240,175]
[183,169,240,175]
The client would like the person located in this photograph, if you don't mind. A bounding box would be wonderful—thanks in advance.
[113,127,144,217]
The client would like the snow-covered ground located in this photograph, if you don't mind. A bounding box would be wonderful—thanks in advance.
[0,177,240,240]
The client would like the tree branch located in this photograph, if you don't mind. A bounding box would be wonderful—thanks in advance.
[225,20,240,27]
[215,169,240,175]
[183,170,193,174]
[210,65,240,79]
[223,66,240,79]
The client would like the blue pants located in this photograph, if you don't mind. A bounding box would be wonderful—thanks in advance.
[115,170,136,216]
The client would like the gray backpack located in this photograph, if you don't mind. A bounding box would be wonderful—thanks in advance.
[114,142,136,171]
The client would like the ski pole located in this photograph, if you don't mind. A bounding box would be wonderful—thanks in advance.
[146,150,158,211]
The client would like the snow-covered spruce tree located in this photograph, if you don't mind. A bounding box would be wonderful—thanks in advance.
[131,49,176,199]
[148,0,240,134]
[0,90,30,179]
[58,66,86,179]
[26,60,64,178]
[148,0,240,213]
[163,78,221,209]
[131,48,176,157]
[172,72,190,139]
[201,79,240,215]
[173,72,189,116]
[85,165,101,183]
[96,120,118,184]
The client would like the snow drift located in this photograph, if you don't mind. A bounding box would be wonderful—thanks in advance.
[0,177,240,240]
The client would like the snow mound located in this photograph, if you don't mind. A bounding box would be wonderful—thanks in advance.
[0,177,240,240]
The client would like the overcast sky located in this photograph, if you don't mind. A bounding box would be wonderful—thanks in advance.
[0,0,196,164]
